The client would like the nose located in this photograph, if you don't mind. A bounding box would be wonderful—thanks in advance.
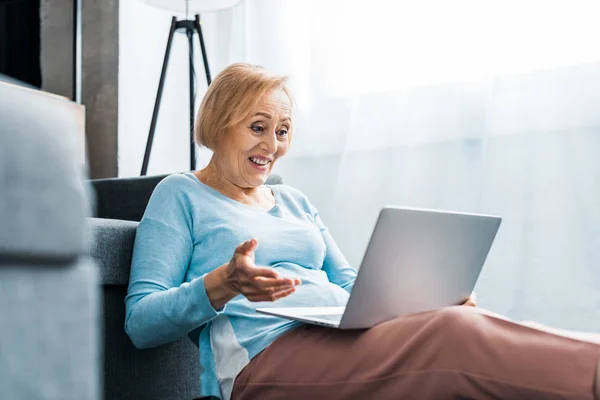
[262,128,278,154]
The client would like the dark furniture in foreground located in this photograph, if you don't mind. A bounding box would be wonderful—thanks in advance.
[0,81,99,399]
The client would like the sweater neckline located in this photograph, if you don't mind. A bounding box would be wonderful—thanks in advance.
[184,172,279,214]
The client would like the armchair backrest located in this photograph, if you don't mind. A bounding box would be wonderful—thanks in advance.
[89,173,283,222]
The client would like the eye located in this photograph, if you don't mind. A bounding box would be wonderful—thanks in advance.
[277,128,289,137]
[250,124,265,133]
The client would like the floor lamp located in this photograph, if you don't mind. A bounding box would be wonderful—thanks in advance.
[140,0,243,176]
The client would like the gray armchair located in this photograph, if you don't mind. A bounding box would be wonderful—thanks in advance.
[88,173,282,400]
[89,174,202,400]
[0,81,100,399]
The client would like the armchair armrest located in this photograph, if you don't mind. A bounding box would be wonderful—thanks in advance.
[87,217,138,286]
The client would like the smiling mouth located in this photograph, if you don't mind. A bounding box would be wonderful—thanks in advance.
[248,157,272,166]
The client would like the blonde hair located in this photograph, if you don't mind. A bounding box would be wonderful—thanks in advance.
[194,63,292,150]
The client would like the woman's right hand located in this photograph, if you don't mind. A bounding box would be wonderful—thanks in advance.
[205,238,301,309]
[224,238,300,302]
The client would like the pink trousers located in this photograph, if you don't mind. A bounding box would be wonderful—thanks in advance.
[232,306,600,400]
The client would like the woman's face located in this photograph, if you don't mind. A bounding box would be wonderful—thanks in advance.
[214,88,292,188]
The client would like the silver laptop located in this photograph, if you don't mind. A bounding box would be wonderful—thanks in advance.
[256,206,501,329]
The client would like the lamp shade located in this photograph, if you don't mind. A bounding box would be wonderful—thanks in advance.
[141,0,243,13]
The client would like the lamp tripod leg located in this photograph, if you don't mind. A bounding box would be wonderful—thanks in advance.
[195,15,212,86]
[187,28,196,171]
[141,17,177,176]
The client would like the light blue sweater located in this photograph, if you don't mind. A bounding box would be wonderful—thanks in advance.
[125,172,357,399]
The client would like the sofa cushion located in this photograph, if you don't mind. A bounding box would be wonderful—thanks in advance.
[0,82,89,261]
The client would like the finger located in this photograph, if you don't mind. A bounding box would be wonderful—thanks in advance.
[248,266,280,280]
[235,239,256,256]
[254,276,301,286]
[463,296,477,307]
[247,286,296,302]
[253,278,295,291]
[254,275,295,287]
[461,292,477,305]
[271,286,297,300]
[235,238,258,256]
[234,254,256,270]
[239,281,293,294]
[469,292,477,307]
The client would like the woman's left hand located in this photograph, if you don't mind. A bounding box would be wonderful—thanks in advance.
[462,292,477,307]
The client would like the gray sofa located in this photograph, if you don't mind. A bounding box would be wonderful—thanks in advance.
[88,173,282,400]
[0,81,100,399]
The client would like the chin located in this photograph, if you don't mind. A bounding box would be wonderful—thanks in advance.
[254,174,269,185]
[244,174,268,188]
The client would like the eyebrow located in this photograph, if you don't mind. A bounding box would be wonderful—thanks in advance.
[252,111,291,123]
[252,112,272,119]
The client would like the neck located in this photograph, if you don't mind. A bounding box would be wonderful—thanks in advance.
[196,158,262,205]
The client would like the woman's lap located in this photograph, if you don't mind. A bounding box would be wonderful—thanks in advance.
[232,306,600,400]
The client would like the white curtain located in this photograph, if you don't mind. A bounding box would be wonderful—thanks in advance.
[132,0,600,330]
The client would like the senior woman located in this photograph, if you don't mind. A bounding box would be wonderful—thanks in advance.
[126,63,600,400]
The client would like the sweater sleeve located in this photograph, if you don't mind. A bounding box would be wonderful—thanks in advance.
[309,202,357,293]
[124,177,222,349]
